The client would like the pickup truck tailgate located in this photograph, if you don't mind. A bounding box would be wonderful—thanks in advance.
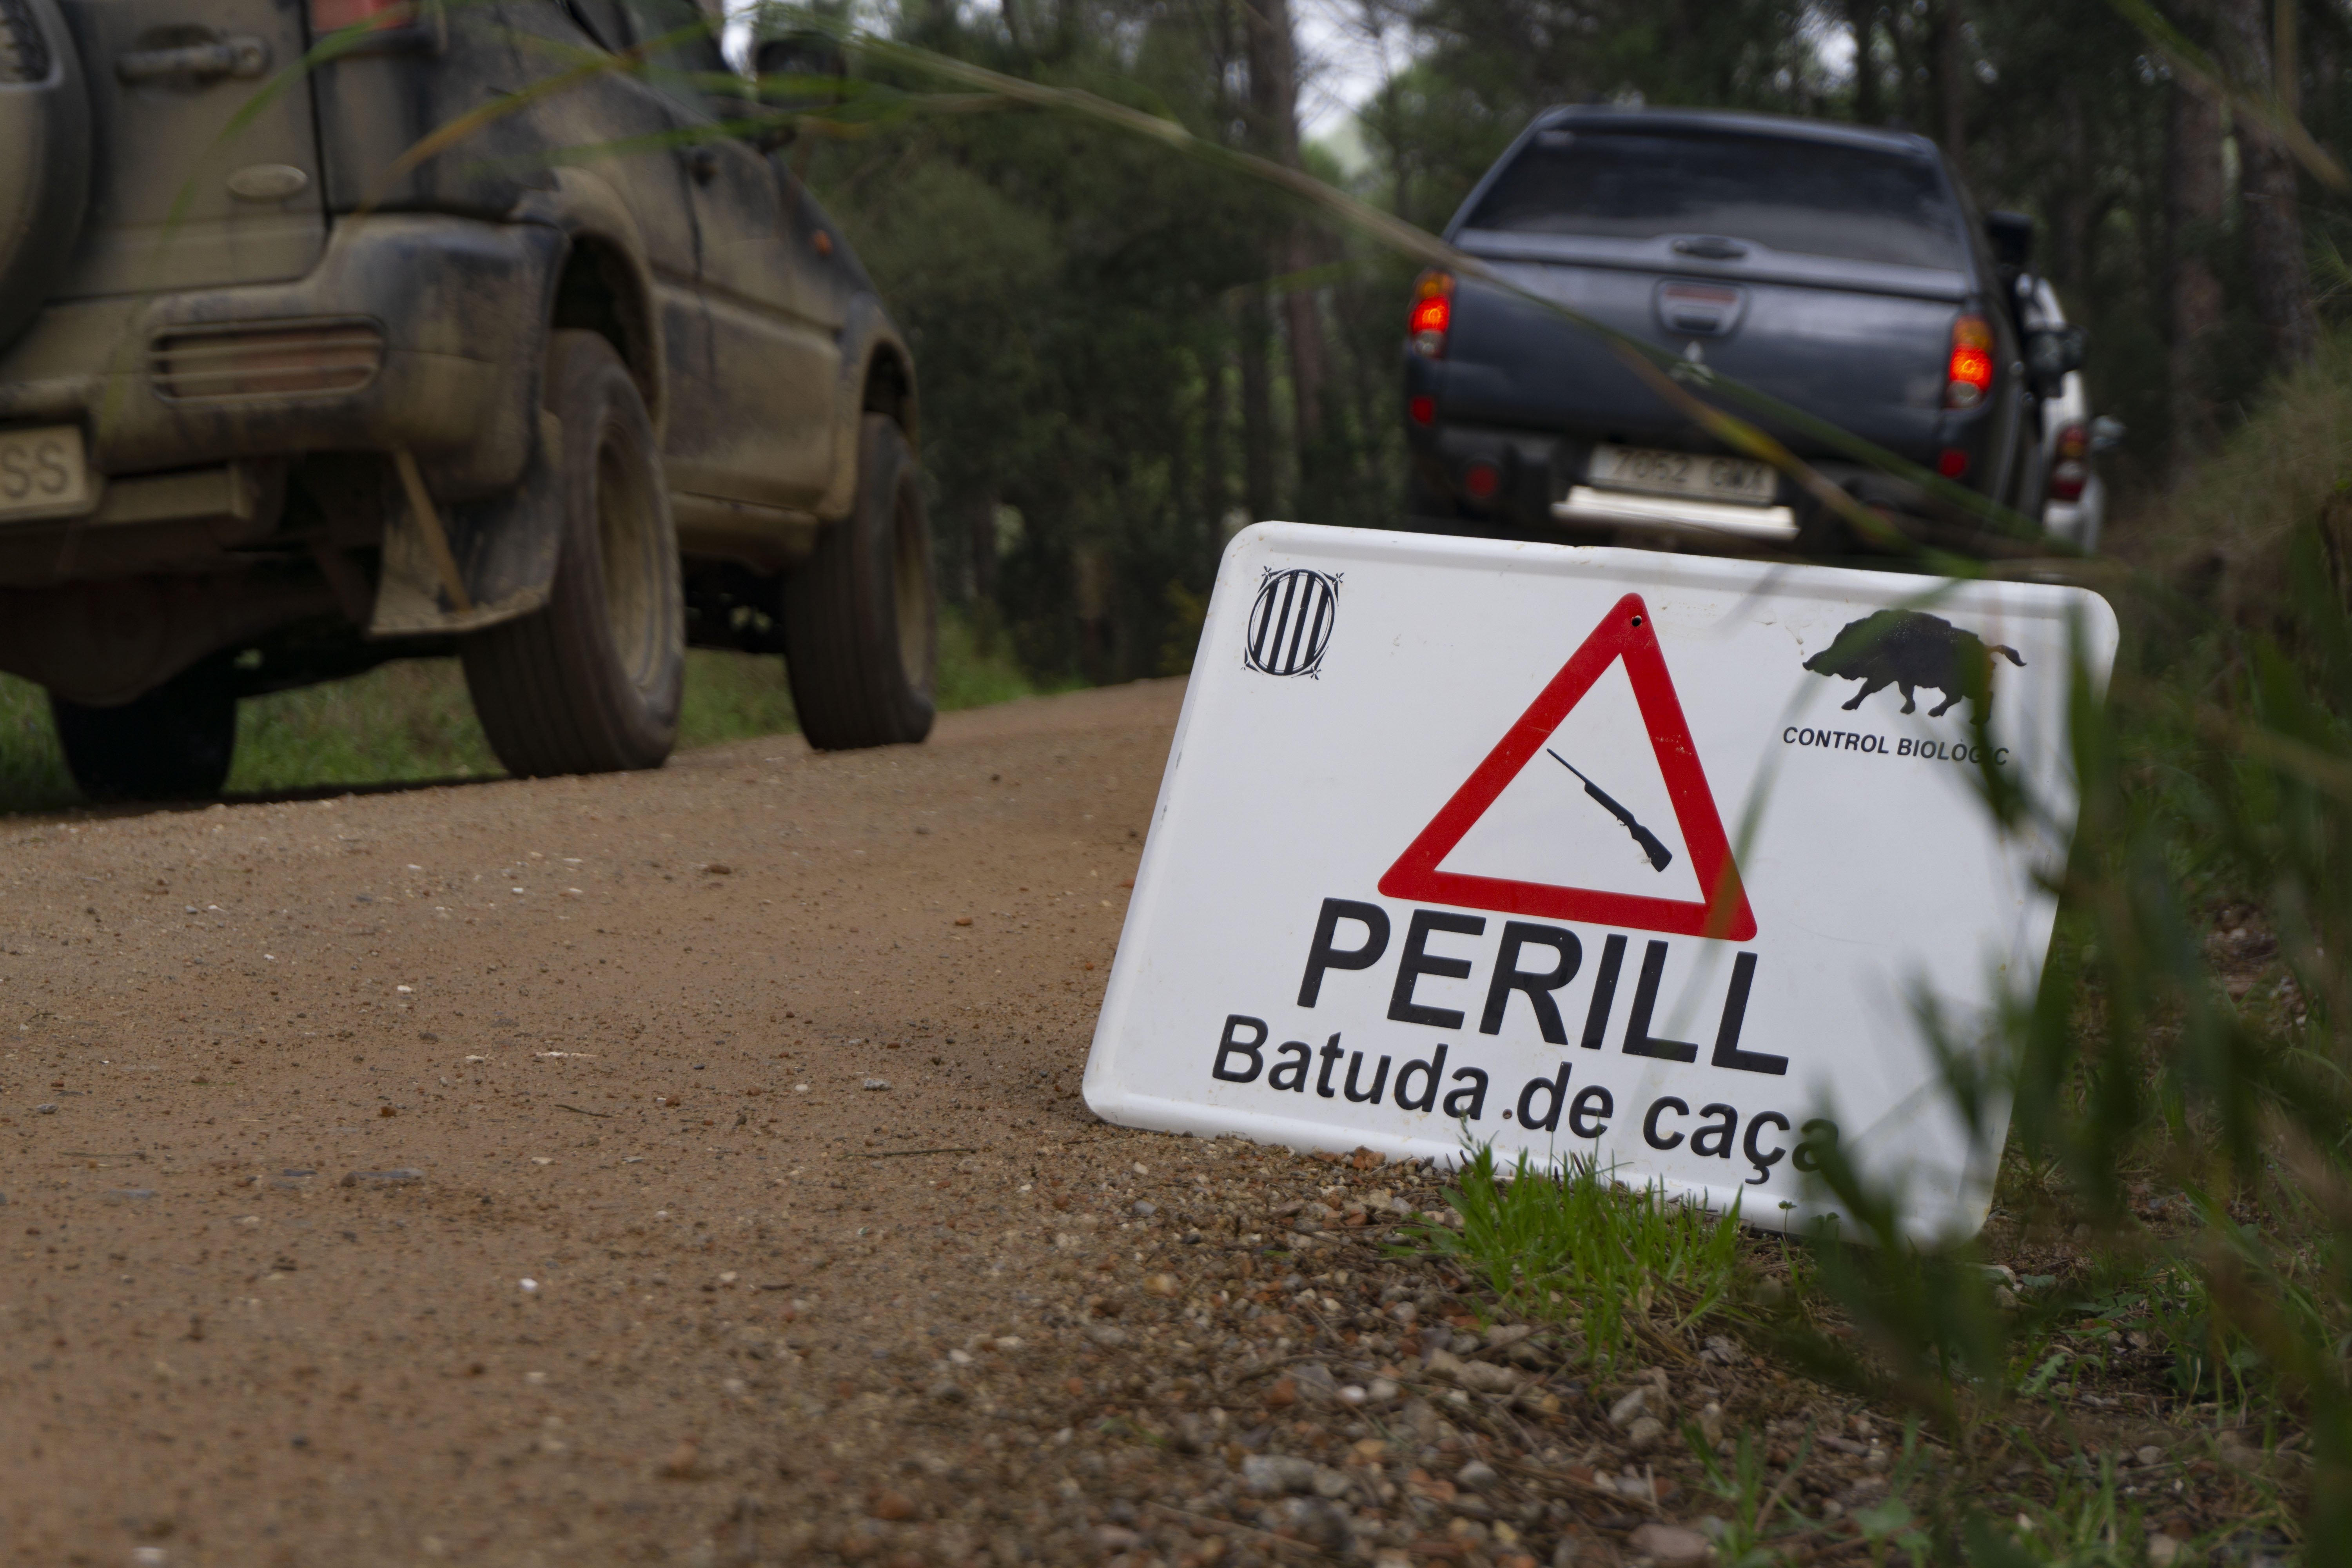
[1442,242,1964,458]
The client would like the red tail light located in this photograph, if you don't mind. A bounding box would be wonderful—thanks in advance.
[2048,421,2089,502]
[1409,271,1454,359]
[1945,315,1994,410]
[1407,394,1436,428]
[310,0,411,33]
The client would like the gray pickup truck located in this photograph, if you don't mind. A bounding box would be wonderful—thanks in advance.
[0,0,931,799]
[1404,107,2085,554]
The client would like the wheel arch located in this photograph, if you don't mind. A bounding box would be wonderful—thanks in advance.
[532,171,668,437]
[817,298,918,519]
[861,341,917,445]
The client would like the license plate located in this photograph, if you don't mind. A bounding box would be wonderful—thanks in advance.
[0,426,92,519]
[1588,443,1774,506]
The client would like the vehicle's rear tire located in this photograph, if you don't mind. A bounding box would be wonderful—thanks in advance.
[50,653,237,802]
[462,329,684,776]
[782,413,936,750]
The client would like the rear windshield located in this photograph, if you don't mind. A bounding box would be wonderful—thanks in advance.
[1464,126,1965,270]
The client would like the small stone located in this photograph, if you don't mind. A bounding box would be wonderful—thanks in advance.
[1311,1465,1352,1499]
[1455,1459,1500,1490]
[1284,1495,1354,1552]
[1485,1323,1534,1349]
[1425,1348,1468,1379]
[1241,1454,1318,1495]
[1625,1415,1666,1449]
[1457,1361,1519,1394]
[1291,1362,1341,1403]
[2145,1536,2184,1567]
[1994,1286,2020,1310]
[862,1079,891,1091]
[1142,1272,1180,1296]
[2137,1445,2164,1466]
[869,1491,917,1521]
[105,1189,157,1203]
[1132,1200,1156,1217]
[1367,1377,1399,1405]
[1627,1523,1711,1565]
[1391,1301,1418,1326]
[927,1380,967,1404]
[340,1168,423,1188]
[1086,1324,1127,1348]
[1607,1386,1649,1426]
[1698,1401,1724,1445]
[1094,1525,1141,1551]
[659,1438,701,1478]
[34,1104,56,1115]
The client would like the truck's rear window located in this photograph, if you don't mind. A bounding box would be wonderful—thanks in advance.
[1464,127,1965,270]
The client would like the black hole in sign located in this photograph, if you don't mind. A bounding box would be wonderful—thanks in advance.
[1631,615,1644,627]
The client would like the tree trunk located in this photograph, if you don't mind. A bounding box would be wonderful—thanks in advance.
[1238,289,1275,524]
[2166,81,2229,457]
[1846,1,1881,125]
[1245,0,1328,459]
[1885,6,1927,132]
[2056,81,2091,292]
[1932,0,1969,182]
[1198,341,1231,574]
[2219,0,2320,370]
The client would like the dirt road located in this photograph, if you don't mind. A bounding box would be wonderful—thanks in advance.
[2,681,1163,1556]
[2,679,1842,1568]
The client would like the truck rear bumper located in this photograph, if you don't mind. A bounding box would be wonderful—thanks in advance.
[1416,416,1964,546]
[0,212,558,504]
[1552,486,1798,543]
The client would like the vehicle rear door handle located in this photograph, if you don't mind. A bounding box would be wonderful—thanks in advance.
[1671,235,1748,261]
[118,34,272,84]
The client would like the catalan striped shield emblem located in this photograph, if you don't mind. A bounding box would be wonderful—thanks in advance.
[1243,568,1340,677]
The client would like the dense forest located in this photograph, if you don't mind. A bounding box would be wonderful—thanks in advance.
[791,0,2352,681]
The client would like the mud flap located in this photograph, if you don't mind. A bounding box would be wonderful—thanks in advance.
[369,410,566,637]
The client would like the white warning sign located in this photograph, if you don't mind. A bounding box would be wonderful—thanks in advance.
[1084,524,2118,1240]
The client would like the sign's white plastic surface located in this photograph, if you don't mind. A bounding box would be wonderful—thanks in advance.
[1084,523,2118,1241]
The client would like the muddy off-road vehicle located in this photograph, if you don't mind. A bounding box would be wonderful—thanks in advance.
[0,0,933,798]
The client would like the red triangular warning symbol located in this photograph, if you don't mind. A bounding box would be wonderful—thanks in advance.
[1378,593,1757,940]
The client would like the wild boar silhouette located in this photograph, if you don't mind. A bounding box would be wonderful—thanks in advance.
[1802,610,2024,718]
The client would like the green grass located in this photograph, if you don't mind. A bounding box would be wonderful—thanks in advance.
[1415,1143,1749,1370]
[2113,328,2352,629]
[0,607,1050,813]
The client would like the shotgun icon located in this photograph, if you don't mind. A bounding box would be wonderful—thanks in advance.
[1547,749,1673,873]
